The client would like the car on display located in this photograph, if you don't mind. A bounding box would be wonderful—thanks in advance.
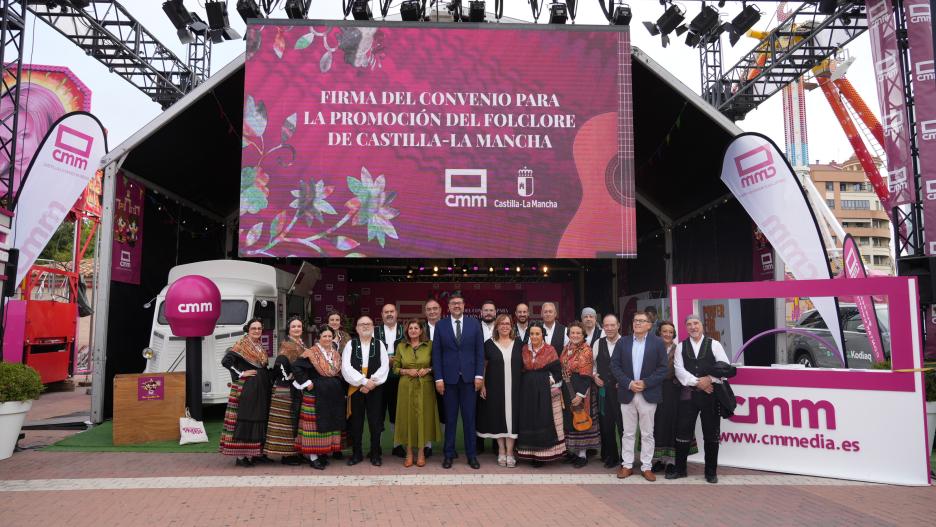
[785,303,890,369]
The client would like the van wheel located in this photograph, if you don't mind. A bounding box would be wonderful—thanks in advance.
[795,352,815,368]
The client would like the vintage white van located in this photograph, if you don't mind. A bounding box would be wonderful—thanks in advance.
[141,260,319,404]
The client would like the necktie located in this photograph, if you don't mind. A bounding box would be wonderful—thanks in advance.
[455,319,462,344]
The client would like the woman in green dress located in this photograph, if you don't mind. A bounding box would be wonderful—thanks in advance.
[393,319,441,467]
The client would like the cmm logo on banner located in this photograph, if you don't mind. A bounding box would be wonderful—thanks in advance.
[11,112,107,284]
[720,133,846,363]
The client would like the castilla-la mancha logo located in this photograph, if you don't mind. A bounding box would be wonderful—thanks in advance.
[52,125,95,171]
[517,166,534,197]
[735,144,776,189]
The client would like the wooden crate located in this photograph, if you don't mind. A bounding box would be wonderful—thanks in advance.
[113,372,186,445]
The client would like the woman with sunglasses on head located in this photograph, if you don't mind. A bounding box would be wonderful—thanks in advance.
[220,317,272,467]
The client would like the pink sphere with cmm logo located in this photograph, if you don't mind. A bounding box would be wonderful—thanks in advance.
[164,275,221,337]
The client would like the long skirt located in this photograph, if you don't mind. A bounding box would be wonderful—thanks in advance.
[263,386,298,457]
[565,392,601,452]
[296,392,343,455]
[220,379,263,457]
[516,389,566,462]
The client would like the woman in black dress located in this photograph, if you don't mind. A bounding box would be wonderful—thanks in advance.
[292,325,346,470]
[515,323,567,466]
[652,320,684,475]
[477,314,523,468]
[220,317,272,467]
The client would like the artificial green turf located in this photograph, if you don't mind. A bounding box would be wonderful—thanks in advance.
[43,419,224,453]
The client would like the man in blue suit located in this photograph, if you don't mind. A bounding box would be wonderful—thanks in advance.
[432,293,485,469]
[610,311,668,481]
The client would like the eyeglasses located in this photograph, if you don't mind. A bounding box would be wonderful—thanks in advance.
[357,322,373,327]
[633,319,650,324]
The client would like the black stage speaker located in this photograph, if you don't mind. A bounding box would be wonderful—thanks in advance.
[897,255,936,305]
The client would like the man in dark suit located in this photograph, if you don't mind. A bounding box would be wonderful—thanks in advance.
[610,311,668,481]
[432,293,485,469]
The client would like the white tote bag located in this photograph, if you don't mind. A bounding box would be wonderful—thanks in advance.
[179,408,209,445]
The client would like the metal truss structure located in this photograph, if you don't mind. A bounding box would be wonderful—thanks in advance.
[704,0,868,121]
[1,0,26,208]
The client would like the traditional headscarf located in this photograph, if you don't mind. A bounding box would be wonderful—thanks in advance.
[232,335,268,367]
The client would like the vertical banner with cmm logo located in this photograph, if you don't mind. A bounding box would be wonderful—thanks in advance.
[841,234,886,364]
[11,112,107,284]
[720,133,846,365]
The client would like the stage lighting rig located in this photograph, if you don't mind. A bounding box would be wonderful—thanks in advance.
[285,0,311,19]
[682,4,720,48]
[206,1,241,42]
[726,3,761,46]
[162,0,196,44]
[549,1,568,24]
[236,0,264,22]
[469,1,486,22]
[612,3,632,26]
[818,0,838,16]
[401,0,424,21]
[352,0,373,20]
[643,1,686,48]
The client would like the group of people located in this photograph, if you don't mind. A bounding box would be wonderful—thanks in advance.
[219,296,729,483]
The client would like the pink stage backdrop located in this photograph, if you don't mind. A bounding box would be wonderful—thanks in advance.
[240,21,635,259]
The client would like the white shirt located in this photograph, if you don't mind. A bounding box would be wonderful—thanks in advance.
[592,335,621,376]
[515,323,528,341]
[427,321,437,341]
[584,326,604,344]
[674,336,729,387]
[543,322,570,348]
[341,338,389,387]
[382,324,398,355]
[481,321,495,342]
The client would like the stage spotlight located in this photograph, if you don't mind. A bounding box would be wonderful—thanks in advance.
[488,266,494,272]
[469,1,486,22]
[543,266,549,273]
[433,266,439,272]
[818,0,838,15]
[516,266,521,272]
[683,5,720,48]
[643,2,686,48]
[188,12,209,36]
[285,0,311,19]
[352,0,373,20]
[236,0,264,22]
[549,2,568,24]
[162,0,195,44]
[206,1,240,42]
[727,3,761,46]
[401,0,424,21]
[612,4,632,26]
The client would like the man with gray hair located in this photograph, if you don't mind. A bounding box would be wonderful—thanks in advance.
[540,302,568,350]
[668,314,730,483]
[581,307,604,346]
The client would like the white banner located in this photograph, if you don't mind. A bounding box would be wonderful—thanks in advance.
[720,133,845,363]
[12,112,107,283]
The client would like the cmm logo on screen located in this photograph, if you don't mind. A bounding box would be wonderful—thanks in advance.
[445,169,488,208]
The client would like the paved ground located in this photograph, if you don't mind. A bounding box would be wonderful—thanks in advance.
[2,387,935,526]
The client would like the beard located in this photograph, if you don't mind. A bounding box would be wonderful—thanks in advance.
[482,315,496,323]
[359,329,374,339]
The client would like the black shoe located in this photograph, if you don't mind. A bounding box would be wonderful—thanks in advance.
[442,457,453,469]
[705,474,718,484]
[603,458,619,469]
[531,460,543,468]
[392,445,407,458]
[309,458,326,470]
[347,455,364,466]
[424,446,433,457]
[235,457,254,467]
[320,456,330,466]
[370,455,382,467]
[665,471,688,480]
[281,456,302,466]
[664,463,676,477]
[252,455,274,464]
[651,460,665,473]
[573,457,588,469]
[563,452,577,464]
[468,457,481,469]
[332,451,344,460]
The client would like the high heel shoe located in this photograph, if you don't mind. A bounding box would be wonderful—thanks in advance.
[416,450,426,467]
[404,449,414,468]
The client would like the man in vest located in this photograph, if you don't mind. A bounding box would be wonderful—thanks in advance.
[341,316,390,466]
[423,299,442,341]
[541,302,568,350]
[513,302,530,345]
[669,313,730,483]
[376,303,405,457]
[593,313,623,468]
[581,307,604,346]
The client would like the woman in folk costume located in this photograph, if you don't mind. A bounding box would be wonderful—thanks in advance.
[262,316,305,465]
[561,321,601,468]
[220,318,272,467]
[326,310,351,459]
[393,319,441,468]
[515,323,567,466]
[651,320,697,475]
[292,325,347,469]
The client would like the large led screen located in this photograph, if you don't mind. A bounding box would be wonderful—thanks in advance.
[240,21,635,258]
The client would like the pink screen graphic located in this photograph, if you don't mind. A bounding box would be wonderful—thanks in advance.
[240,22,635,258]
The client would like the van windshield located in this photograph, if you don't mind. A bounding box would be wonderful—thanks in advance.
[157,300,250,326]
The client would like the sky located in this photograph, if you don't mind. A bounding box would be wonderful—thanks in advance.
[22,0,879,164]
